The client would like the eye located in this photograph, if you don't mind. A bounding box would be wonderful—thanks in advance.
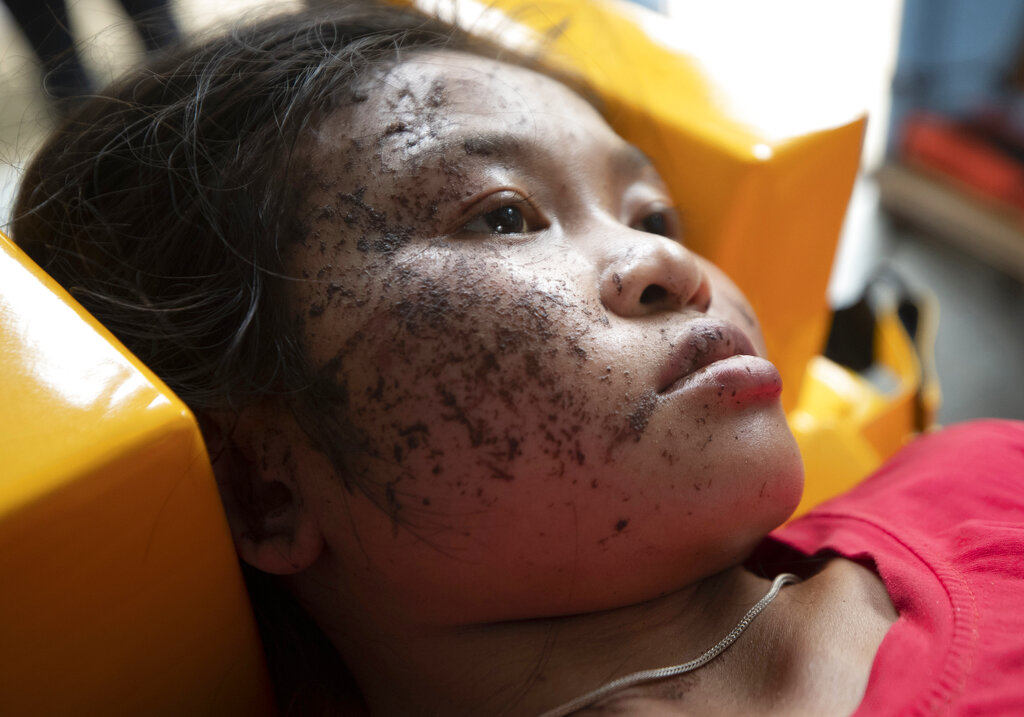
[631,206,681,240]
[480,206,525,234]
[461,193,543,236]
[640,212,668,236]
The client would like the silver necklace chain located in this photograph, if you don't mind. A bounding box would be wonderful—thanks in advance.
[538,572,801,717]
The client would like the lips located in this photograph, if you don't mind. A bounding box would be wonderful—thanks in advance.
[657,319,760,394]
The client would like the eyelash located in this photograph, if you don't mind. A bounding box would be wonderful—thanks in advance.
[457,192,683,242]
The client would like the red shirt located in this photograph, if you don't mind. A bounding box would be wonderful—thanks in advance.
[753,420,1024,715]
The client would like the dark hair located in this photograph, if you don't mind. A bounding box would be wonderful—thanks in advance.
[11,4,518,712]
[13,1,497,414]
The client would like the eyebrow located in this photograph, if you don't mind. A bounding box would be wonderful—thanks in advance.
[459,134,522,158]
[613,143,656,176]
[420,131,656,178]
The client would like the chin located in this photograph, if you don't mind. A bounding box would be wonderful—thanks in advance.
[708,409,805,547]
[750,430,805,535]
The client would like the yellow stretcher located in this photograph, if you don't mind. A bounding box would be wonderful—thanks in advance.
[0,0,937,713]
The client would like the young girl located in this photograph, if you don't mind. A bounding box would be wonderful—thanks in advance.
[13,3,1024,715]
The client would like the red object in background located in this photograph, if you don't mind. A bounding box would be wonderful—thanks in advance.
[901,112,1024,211]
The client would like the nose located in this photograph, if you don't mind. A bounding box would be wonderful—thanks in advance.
[598,236,711,317]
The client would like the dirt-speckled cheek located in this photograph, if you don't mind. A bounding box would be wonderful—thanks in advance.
[308,250,635,517]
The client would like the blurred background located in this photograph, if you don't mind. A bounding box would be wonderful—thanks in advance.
[1,0,1022,422]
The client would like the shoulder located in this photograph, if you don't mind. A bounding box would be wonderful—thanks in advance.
[810,419,1024,527]
[880,419,1024,474]
[758,419,1024,568]
[758,421,1024,715]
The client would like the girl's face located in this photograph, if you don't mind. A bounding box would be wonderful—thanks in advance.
[282,51,802,626]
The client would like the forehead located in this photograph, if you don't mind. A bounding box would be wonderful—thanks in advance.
[314,50,625,167]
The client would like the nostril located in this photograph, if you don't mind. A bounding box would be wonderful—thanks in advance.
[639,284,667,304]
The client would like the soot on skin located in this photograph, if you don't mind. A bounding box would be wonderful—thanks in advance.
[294,242,684,528]
[336,185,414,254]
[304,256,732,538]
[283,70,727,529]
[292,234,717,529]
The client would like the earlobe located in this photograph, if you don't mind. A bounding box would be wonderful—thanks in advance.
[234,502,325,575]
[200,409,325,576]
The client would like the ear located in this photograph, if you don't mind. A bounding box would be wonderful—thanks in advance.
[200,408,324,576]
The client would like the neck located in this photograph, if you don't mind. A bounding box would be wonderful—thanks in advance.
[323,566,795,716]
